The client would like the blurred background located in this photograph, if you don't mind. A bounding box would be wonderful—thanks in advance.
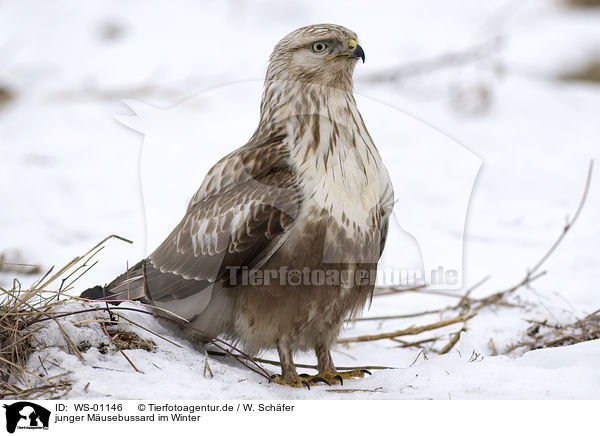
[0,0,599,310]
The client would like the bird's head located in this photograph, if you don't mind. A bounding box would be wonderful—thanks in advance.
[265,24,364,90]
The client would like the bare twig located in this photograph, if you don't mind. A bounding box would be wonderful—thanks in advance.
[361,37,503,84]
[529,160,594,277]
[468,161,593,310]
[203,350,214,378]
[338,313,475,344]
[391,336,440,349]
[439,327,466,354]
[349,308,449,322]
[373,284,426,297]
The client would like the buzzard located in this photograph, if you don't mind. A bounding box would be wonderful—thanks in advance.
[82,24,394,387]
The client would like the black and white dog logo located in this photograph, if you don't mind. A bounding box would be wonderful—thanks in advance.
[3,402,50,433]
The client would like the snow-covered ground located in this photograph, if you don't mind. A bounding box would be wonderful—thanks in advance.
[1,0,599,399]
[27,300,600,399]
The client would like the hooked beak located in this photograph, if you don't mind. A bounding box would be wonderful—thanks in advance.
[350,43,365,63]
[326,38,365,63]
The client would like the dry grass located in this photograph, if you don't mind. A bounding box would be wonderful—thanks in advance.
[0,282,72,399]
[77,329,155,355]
[506,311,600,353]
[0,235,135,399]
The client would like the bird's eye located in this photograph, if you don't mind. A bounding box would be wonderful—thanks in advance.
[312,42,328,53]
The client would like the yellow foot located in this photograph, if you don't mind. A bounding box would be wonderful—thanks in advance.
[270,374,313,389]
[270,369,372,389]
[302,369,371,386]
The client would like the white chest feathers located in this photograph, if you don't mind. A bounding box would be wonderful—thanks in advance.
[288,112,388,231]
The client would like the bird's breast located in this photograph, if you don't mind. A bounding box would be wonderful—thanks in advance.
[292,132,385,232]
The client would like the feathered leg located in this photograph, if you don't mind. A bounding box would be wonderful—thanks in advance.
[270,338,311,388]
[312,343,370,386]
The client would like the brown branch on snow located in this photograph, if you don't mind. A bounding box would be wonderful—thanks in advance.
[365,160,594,328]
[337,313,475,344]
[361,275,491,323]
[349,308,447,323]
[439,327,466,354]
[348,161,594,352]
[391,336,441,349]
[465,160,594,311]
[372,284,426,297]
[360,37,503,84]
[508,311,600,353]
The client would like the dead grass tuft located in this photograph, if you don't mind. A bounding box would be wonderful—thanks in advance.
[507,311,600,353]
[105,329,155,352]
[0,235,134,399]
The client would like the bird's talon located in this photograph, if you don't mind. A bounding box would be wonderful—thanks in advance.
[302,380,311,390]
[335,375,344,385]
[311,377,331,386]
[360,369,372,375]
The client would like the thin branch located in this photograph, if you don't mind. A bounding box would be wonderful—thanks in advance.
[361,37,503,84]
[349,308,447,322]
[338,313,475,344]
[529,160,594,277]
[391,336,440,349]
[439,327,466,354]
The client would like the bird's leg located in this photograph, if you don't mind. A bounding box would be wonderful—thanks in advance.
[316,345,336,374]
[270,341,371,388]
[277,340,298,380]
[270,339,311,388]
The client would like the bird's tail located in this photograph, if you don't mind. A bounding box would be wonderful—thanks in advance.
[79,285,115,300]
[79,260,147,303]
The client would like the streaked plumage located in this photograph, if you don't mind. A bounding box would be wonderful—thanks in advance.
[82,24,394,385]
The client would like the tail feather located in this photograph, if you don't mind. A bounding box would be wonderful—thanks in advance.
[80,285,113,300]
[80,258,213,306]
[80,260,146,303]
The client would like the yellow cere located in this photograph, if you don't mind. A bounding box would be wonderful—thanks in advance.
[326,39,358,61]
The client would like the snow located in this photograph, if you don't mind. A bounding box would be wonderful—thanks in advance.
[1,0,600,399]
[27,300,600,399]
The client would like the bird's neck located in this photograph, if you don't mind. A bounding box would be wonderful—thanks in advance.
[256,80,385,230]
[258,80,355,128]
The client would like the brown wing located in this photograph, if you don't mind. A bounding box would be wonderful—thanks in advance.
[151,171,299,275]
[102,132,302,304]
